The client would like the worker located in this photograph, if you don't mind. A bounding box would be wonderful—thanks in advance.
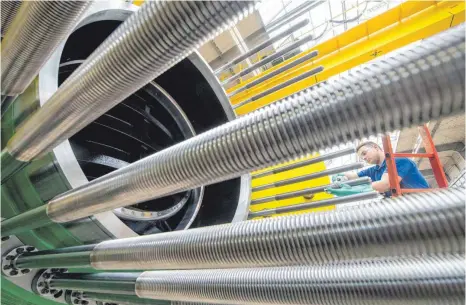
[328,141,429,197]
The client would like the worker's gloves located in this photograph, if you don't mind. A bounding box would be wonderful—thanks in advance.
[331,173,348,183]
[326,183,373,196]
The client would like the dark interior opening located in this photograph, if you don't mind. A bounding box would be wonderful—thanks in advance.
[59,18,243,234]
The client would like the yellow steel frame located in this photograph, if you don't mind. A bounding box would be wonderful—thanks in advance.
[244,1,464,218]
[229,1,465,115]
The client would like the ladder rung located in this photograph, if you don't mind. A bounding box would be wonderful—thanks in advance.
[393,153,434,158]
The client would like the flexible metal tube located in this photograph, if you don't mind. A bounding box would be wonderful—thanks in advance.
[248,191,379,218]
[4,189,464,270]
[214,18,310,74]
[251,162,364,192]
[252,147,356,178]
[221,31,315,85]
[3,1,257,164]
[135,255,465,305]
[250,176,371,205]
[88,188,464,270]
[1,1,92,96]
[0,0,22,37]
[1,24,464,233]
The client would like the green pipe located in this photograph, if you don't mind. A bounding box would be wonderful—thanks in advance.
[1,205,51,237]
[50,273,140,295]
[84,292,170,305]
[16,251,92,269]
[1,149,28,184]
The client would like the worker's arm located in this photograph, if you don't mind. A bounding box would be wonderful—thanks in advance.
[344,172,360,180]
[371,173,402,193]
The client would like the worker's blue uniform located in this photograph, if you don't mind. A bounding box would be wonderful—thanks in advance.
[357,157,429,196]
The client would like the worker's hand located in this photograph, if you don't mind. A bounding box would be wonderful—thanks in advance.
[331,173,347,183]
[326,183,373,196]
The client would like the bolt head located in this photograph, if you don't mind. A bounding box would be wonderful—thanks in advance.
[6,255,15,260]
[9,270,18,276]
[74,299,80,304]
[81,301,89,305]
[21,269,30,274]
[1,236,10,241]
[16,248,24,254]
[38,282,44,287]
[3,265,11,270]
[26,247,35,252]
[43,273,51,279]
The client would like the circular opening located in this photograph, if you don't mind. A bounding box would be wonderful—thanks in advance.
[51,10,249,236]
[58,20,205,235]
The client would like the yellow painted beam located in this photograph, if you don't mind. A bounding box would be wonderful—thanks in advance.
[132,0,145,6]
[231,1,464,116]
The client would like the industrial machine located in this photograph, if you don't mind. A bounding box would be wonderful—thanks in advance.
[0,1,464,305]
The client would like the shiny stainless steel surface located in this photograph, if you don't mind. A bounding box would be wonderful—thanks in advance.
[250,176,371,205]
[248,191,380,217]
[228,48,323,97]
[25,2,251,238]
[44,24,465,224]
[135,255,465,305]
[1,0,22,37]
[251,162,364,192]
[214,18,310,75]
[221,31,315,85]
[1,1,91,95]
[5,1,257,162]
[251,147,356,178]
[233,64,323,109]
[89,189,464,270]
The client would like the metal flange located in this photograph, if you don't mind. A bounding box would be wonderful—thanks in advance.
[2,245,37,277]
[32,268,68,299]
[64,290,100,305]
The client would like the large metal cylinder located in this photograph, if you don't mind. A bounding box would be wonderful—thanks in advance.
[1,2,250,244]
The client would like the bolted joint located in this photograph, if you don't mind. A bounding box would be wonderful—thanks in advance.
[32,268,66,299]
[1,245,37,277]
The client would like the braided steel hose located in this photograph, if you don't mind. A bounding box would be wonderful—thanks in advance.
[4,1,257,163]
[1,0,22,37]
[135,255,465,305]
[1,1,91,96]
[87,189,464,270]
